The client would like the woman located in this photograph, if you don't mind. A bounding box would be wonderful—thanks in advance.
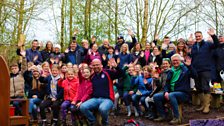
[41,41,54,62]
[117,43,133,68]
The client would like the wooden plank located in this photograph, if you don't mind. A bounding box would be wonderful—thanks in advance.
[0,55,10,126]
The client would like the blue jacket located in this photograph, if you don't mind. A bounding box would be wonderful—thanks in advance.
[39,76,64,100]
[65,45,87,65]
[164,65,197,94]
[191,35,218,72]
[118,53,133,68]
[134,75,153,96]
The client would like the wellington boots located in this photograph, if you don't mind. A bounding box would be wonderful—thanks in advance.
[196,93,204,111]
[202,94,211,114]
[126,106,131,117]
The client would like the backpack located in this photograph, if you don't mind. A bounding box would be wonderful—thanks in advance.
[123,119,145,126]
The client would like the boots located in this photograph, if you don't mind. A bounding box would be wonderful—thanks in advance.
[202,94,211,114]
[196,93,204,111]
[133,107,139,117]
[126,106,131,117]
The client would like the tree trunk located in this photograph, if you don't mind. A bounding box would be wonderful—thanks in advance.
[88,0,92,40]
[84,0,91,40]
[115,0,118,43]
[136,0,140,42]
[141,0,149,45]
[61,0,65,52]
[214,0,218,34]
[69,0,73,42]
[17,0,25,43]
[108,0,111,41]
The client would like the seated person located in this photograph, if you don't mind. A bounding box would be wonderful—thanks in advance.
[24,65,46,121]
[39,65,64,125]
[153,54,197,124]
[10,63,25,115]
[80,58,124,126]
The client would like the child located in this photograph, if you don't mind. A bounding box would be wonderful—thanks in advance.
[39,64,64,125]
[61,68,79,125]
[132,65,153,117]
[71,67,93,125]
[10,63,25,115]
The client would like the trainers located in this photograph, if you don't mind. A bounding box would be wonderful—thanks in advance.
[41,120,48,126]
[169,117,180,124]
[154,116,166,122]
[51,120,58,126]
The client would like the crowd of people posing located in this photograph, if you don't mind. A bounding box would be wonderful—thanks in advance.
[10,29,224,126]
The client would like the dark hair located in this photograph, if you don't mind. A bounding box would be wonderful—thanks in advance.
[32,39,38,44]
[164,36,170,39]
[195,31,202,34]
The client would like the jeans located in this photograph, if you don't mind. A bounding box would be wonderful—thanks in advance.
[61,100,72,121]
[132,94,145,113]
[80,98,113,126]
[29,98,42,119]
[123,91,132,106]
[39,98,62,120]
[153,92,188,118]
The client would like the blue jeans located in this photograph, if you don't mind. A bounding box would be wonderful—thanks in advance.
[123,91,131,106]
[153,92,188,118]
[80,98,113,126]
[29,98,42,119]
[132,94,144,113]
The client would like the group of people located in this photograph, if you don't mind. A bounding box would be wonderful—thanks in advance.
[10,28,224,125]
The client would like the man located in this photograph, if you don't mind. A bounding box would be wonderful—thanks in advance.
[64,39,88,65]
[153,54,197,124]
[191,29,219,114]
[212,35,224,83]
[80,59,124,126]
[98,39,110,55]
[115,30,137,52]
[17,39,43,65]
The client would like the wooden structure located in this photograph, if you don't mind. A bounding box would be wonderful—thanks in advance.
[0,55,29,126]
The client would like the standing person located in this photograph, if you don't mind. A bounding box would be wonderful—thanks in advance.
[98,39,110,55]
[64,39,88,65]
[85,43,102,65]
[39,65,64,126]
[49,44,65,67]
[138,42,151,66]
[17,39,43,65]
[60,69,79,125]
[80,59,124,126]
[10,63,25,116]
[41,41,54,62]
[212,35,224,83]
[117,43,133,68]
[115,29,137,52]
[191,29,219,114]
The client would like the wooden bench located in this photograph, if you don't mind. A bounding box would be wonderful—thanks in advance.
[0,55,29,126]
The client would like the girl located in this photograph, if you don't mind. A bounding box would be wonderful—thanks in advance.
[131,66,153,117]
[71,67,93,125]
[60,68,79,125]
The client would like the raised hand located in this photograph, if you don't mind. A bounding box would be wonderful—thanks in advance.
[102,54,106,60]
[207,28,215,36]
[140,51,144,57]
[161,43,168,50]
[188,33,194,41]
[20,50,26,57]
[33,55,38,61]
[128,29,134,36]
[155,34,159,40]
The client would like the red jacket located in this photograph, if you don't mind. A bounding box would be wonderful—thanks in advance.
[73,76,93,103]
[62,77,79,101]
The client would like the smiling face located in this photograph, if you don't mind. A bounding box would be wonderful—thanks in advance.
[82,68,91,79]
[171,56,181,68]
[195,32,203,42]
[67,70,75,80]
[162,60,170,70]
[91,59,103,73]
[145,43,151,50]
[52,68,59,77]
[32,41,39,50]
